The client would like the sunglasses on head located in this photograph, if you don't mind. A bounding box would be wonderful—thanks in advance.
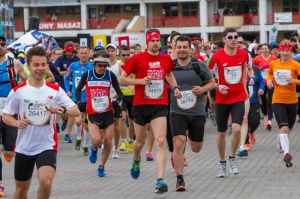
[0,42,6,47]
[280,42,291,47]
[225,35,238,40]
[95,63,108,68]
[121,54,130,57]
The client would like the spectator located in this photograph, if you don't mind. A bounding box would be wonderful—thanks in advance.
[51,13,57,21]
[214,10,220,25]
[248,9,253,24]
[161,9,166,27]
[98,11,105,27]
[45,14,51,22]
[228,9,234,16]
[223,6,229,15]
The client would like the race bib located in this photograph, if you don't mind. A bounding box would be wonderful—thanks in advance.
[144,80,164,99]
[110,86,117,100]
[24,99,50,126]
[177,90,197,110]
[75,76,86,90]
[0,97,6,116]
[248,86,254,98]
[274,69,291,85]
[224,66,242,84]
[262,69,268,80]
[92,96,109,112]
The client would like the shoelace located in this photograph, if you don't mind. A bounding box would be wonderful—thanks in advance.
[133,163,140,171]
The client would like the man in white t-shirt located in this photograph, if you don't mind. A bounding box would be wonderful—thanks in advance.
[2,46,80,199]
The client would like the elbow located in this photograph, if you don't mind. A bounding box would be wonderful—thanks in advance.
[119,77,125,86]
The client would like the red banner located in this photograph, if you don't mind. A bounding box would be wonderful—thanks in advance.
[39,20,81,30]
[118,36,130,46]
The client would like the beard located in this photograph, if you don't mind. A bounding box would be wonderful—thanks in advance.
[178,53,188,61]
[149,45,159,53]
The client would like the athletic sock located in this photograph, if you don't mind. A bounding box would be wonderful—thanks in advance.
[279,134,289,155]
[75,125,81,140]
[83,129,90,147]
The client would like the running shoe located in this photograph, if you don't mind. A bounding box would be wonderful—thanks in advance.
[184,157,188,166]
[0,183,4,197]
[155,178,168,194]
[97,167,106,177]
[3,153,12,162]
[217,162,226,178]
[244,143,251,151]
[249,133,256,145]
[83,147,89,156]
[64,134,72,143]
[266,120,272,130]
[263,117,268,129]
[229,157,240,175]
[130,159,140,179]
[89,145,98,164]
[277,134,283,153]
[111,148,120,159]
[211,116,216,126]
[236,149,248,157]
[227,126,232,136]
[119,140,127,151]
[176,178,186,191]
[61,120,67,131]
[284,153,293,167]
[74,139,81,151]
[127,141,133,153]
[170,154,174,169]
[146,152,154,161]
[56,123,60,133]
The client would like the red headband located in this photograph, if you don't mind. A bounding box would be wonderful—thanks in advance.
[146,31,161,45]
[279,43,292,52]
[64,46,75,52]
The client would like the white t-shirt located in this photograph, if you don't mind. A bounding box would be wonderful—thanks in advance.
[3,80,75,155]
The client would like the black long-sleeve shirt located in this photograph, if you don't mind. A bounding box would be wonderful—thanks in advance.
[76,69,123,103]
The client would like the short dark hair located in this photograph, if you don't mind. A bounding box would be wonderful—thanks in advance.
[26,46,47,65]
[175,35,191,48]
[170,32,181,43]
[93,50,110,59]
[270,44,279,50]
[119,45,130,54]
[222,28,237,37]
[214,40,224,49]
[261,43,271,50]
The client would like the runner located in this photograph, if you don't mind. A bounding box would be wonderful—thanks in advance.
[208,28,254,177]
[76,50,123,176]
[171,35,214,191]
[120,28,181,194]
[267,41,300,167]
[2,46,79,198]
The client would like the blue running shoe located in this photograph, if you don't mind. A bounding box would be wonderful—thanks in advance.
[61,120,67,131]
[236,150,248,157]
[89,145,98,164]
[64,134,72,143]
[97,167,106,177]
[155,178,168,194]
[130,160,140,179]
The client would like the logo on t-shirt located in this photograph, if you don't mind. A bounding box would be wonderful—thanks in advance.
[149,61,161,68]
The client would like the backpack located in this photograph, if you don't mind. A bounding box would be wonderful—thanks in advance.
[173,57,206,86]
[7,56,18,89]
[48,60,63,82]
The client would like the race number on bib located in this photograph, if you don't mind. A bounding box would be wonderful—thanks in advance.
[144,80,164,99]
[75,76,86,90]
[274,69,291,85]
[0,97,6,116]
[177,90,197,110]
[24,99,51,126]
[92,96,109,112]
[224,66,242,84]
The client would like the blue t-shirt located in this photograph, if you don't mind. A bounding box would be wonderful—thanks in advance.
[54,55,79,72]
[0,60,11,97]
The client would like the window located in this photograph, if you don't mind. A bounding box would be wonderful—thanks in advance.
[14,7,20,16]
[162,3,178,16]
[218,0,258,14]
[283,0,299,12]
[105,5,120,13]
[66,6,81,14]
[182,2,198,16]
[47,7,62,15]
[124,4,139,12]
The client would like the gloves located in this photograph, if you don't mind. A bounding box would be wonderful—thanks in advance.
[112,100,119,109]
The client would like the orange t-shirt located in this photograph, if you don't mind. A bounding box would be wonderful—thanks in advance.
[267,59,300,104]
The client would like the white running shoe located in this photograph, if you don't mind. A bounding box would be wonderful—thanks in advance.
[228,157,240,175]
[217,162,226,178]
[111,148,120,159]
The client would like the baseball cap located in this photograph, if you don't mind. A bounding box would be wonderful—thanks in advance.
[94,57,109,63]
[0,36,6,42]
[105,43,117,50]
[94,45,104,52]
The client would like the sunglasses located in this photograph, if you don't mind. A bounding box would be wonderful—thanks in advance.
[121,54,130,57]
[95,64,108,68]
[0,42,6,47]
[237,41,244,44]
[280,42,291,47]
[225,35,238,40]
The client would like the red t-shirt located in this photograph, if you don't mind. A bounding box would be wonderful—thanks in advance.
[208,48,249,104]
[195,55,205,62]
[255,54,277,81]
[122,51,175,106]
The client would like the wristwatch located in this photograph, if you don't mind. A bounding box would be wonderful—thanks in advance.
[174,86,180,91]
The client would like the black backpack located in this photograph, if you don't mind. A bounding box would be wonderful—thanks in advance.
[48,60,63,82]
[173,57,206,86]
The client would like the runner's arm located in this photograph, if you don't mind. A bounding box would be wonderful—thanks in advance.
[75,71,88,102]
[111,72,123,103]
[45,65,55,83]
[15,59,28,83]
[64,67,73,93]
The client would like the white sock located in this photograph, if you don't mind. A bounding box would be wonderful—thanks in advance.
[279,134,289,155]
[122,139,127,142]
[128,139,133,143]
[83,129,90,147]
[239,145,245,151]
[75,125,82,140]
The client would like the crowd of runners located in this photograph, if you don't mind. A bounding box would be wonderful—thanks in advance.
[0,27,300,198]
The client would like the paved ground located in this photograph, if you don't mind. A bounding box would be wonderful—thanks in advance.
[3,118,300,199]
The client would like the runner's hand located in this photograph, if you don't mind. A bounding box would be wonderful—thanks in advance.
[267,80,274,89]
[140,76,152,85]
[18,119,31,129]
[192,86,202,95]
[174,89,181,99]
[218,85,228,95]
[67,91,72,97]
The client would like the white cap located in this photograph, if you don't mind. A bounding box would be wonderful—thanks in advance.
[94,57,109,63]
[105,43,117,50]
[6,52,15,59]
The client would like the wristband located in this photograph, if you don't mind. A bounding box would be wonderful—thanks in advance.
[174,86,180,91]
